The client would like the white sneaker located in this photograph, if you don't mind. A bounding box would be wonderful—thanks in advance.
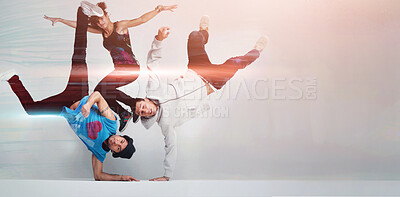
[199,15,210,31]
[0,69,17,81]
[80,1,104,17]
[254,35,268,52]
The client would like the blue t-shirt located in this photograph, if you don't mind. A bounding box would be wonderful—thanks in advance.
[59,96,118,163]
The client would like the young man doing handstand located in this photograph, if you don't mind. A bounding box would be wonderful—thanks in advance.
[129,16,268,181]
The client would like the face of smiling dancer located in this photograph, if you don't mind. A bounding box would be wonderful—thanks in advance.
[106,135,128,153]
[135,98,158,117]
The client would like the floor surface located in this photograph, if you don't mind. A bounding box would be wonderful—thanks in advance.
[1,180,399,197]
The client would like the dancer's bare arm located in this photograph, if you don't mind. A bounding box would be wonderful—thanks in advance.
[81,91,115,120]
[92,154,139,181]
[44,15,102,34]
[69,100,80,110]
[117,5,177,31]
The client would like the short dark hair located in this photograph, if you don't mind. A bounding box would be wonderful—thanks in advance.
[131,98,145,112]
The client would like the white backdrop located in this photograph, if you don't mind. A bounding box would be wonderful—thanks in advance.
[0,0,399,180]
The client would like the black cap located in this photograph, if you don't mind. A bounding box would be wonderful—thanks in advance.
[112,135,135,159]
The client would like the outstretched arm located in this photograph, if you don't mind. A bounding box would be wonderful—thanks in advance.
[147,27,169,66]
[149,124,177,181]
[44,15,102,34]
[146,27,170,85]
[81,91,115,120]
[92,154,139,181]
[118,5,177,29]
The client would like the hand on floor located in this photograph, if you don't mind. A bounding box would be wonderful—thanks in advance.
[121,175,140,182]
[149,176,169,181]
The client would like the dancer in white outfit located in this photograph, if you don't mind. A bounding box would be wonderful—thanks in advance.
[131,16,268,181]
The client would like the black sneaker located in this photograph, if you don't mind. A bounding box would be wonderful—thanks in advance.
[132,113,140,123]
[119,111,133,132]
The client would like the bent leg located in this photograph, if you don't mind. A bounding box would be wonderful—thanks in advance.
[195,49,260,90]
[94,65,139,118]
[187,30,211,65]
[187,29,261,89]
[7,75,75,115]
[8,75,43,115]
[64,6,89,100]
[8,7,89,115]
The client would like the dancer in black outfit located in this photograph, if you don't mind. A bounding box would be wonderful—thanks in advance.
[44,1,178,131]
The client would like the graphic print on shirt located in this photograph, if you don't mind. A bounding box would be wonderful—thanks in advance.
[102,24,138,65]
[87,121,102,140]
[110,47,136,64]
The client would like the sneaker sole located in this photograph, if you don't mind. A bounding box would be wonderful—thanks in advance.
[81,1,103,17]
[199,15,210,30]
[255,36,269,51]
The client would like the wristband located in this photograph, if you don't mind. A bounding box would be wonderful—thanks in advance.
[155,5,162,12]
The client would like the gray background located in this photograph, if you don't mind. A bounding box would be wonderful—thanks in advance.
[0,0,399,180]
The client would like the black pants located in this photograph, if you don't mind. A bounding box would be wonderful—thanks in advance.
[8,8,89,115]
[187,30,260,90]
[94,64,139,118]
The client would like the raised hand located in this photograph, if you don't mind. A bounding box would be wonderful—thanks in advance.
[43,15,62,26]
[156,4,178,12]
[155,27,170,41]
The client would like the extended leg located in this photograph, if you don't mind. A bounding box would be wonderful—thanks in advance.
[94,65,139,131]
[207,49,260,89]
[94,65,139,117]
[188,29,267,90]
[187,30,211,65]
[64,6,89,100]
[205,34,268,89]
[8,7,89,115]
